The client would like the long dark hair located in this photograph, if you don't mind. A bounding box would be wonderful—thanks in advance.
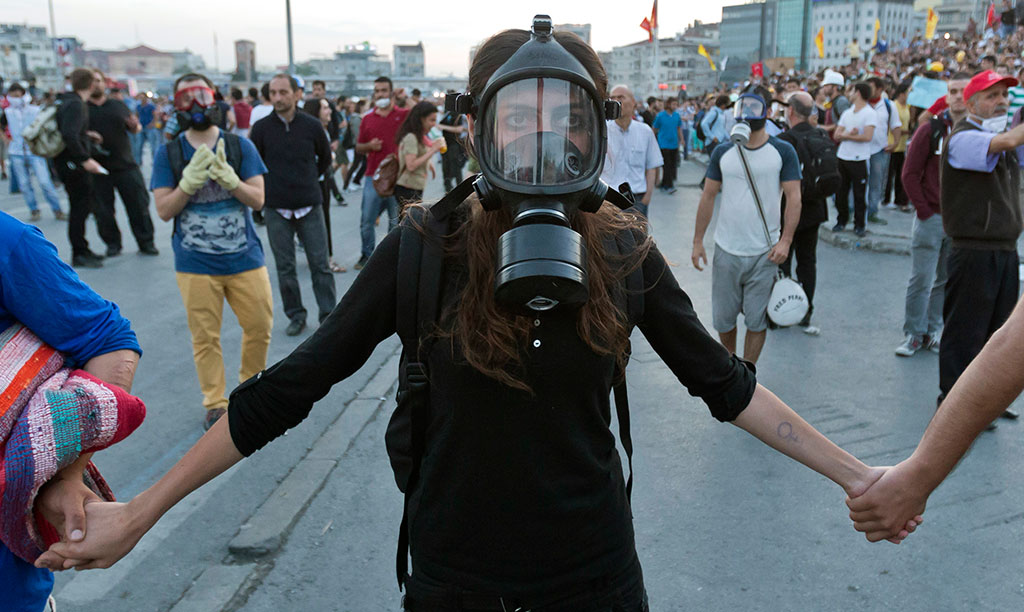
[395,100,437,145]
[410,28,652,392]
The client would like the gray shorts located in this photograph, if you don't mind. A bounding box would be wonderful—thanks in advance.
[711,247,777,333]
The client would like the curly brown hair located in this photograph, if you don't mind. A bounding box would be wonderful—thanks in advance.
[414,27,652,392]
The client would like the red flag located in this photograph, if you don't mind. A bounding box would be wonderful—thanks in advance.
[651,0,658,30]
[751,62,764,78]
[987,2,996,28]
[640,17,653,42]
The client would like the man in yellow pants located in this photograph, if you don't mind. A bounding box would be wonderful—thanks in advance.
[151,73,273,430]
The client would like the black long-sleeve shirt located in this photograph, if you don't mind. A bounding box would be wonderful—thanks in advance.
[228,219,756,596]
[55,92,91,165]
[249,110,331,210]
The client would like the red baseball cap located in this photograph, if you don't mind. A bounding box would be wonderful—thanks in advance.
[963,70,1019,102]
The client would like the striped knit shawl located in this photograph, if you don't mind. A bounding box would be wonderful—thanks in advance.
[0,323,146,563]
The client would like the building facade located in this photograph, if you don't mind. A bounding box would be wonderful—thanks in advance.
[235,40,256,81]
[603,34,721,101]
[106,45,175,76]
[720,0,777,81]
[0,24,59,86]
[307,45,392,84]
[393,42,424,78]
[556,23,592,45]
[776,0,814,70]
[809,0,921,71]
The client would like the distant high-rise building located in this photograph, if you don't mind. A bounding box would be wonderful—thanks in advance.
[393,42,425,78]
[810,0,921,71]
[308,44,391,80]
[0,24,59,84]
[719,1,777,81]
[556,23,592,45]
[235,39,256,81]
[603,32,721,101]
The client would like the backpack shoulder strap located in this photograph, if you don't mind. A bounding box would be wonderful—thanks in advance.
[167,135,186,186]
[393,178,474,590]
[222,132,244,175]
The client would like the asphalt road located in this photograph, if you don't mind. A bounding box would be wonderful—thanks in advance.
[4,157,1024,612]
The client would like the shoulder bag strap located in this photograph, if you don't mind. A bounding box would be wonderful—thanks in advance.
[734,143,775,251]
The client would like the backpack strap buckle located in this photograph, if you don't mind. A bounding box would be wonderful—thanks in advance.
[405,362,428,390]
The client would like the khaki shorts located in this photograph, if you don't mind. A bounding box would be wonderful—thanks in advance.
[711,247,776,333]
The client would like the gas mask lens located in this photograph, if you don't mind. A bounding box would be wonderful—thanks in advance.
[481,78,600,187]
[733,94,767,121]
[173,85,216,111]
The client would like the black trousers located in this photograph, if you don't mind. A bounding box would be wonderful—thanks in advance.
[885,151,907,206]
[835,158,867,229]
[659,148,678,188]
[394,184,423,207]
[781,223,820,320]
[94,166,155,250]
[318,179,334,256]
[345,153,366,189]
[939,247,1020,397]
[403,560,647,612]
[55,162,96,257]
[441,147,464,192]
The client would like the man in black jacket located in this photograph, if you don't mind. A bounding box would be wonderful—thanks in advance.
[87,74,159,257]
[56,68,109,268]
[250,74,336,336]
[778,92,828,336]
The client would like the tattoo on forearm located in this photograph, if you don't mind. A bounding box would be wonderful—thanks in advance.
[777,421,801,444]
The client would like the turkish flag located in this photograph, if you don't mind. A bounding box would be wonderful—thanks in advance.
[751,62,764,78]
[987,2,996,28]
[641,17,653,42]
[651,0,658,30]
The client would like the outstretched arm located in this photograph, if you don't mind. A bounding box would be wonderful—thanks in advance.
[37,417,242,570]
[847,294,1024,542]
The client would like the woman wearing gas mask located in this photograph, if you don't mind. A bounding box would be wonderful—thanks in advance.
[36,18,918,611]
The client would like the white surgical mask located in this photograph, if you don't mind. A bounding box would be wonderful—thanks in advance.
[375,98,390,109]
[980,114,1008,133]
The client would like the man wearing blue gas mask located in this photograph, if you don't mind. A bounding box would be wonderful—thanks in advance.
[692,93,802,365]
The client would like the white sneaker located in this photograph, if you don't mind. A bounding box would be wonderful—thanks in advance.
[925,335,940,353]
[881,202,898,210]
[895,335,923,357]
[801,324,821,336]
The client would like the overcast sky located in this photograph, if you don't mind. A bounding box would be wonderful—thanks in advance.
[6,0,728,76]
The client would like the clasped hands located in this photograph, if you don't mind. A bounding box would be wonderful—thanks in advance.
[33,461,931,573]
[178,140,241,196]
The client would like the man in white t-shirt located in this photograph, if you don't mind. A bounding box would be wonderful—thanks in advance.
[833,83,877,237]
[866,76,901,225]
[248,82,274,126]
[691,94,803,365]
[602,85,664,219]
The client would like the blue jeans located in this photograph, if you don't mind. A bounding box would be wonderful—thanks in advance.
[9,154,62,213]
[144,128,162,165]
[359,181,398,259]
[867,150,890,216]
[129,131,145,166]
[681,126,690,158]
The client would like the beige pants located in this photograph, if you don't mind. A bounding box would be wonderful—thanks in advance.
[176,266,274,411]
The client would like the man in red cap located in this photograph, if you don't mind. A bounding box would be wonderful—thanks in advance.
[939,69,1024,428]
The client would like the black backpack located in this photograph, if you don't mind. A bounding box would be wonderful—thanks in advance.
[385,176,646,590]
[791,127,840,199]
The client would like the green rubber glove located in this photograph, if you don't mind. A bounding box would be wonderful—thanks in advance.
[209,139,241,192]
[178,144,214,195]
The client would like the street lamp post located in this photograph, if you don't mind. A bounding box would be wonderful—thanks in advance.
[286,0,295,73]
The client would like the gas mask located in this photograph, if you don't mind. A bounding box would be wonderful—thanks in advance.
[173,85,222,132]
[447,15,629,314]
[729,94,769,145]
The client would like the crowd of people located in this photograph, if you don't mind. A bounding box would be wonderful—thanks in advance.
[5,16,1024,612]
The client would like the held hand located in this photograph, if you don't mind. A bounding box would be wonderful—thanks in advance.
[369,138,383,151]
[209,139,241,192]
[430,138,445,152]
[691,243,708,271]
[767,240,791,264]
[81,159,106,175]
[178,144,215,196]
[34,473,104,561]
[35,500,145,571]
[846,459,930,544]
[85,130,103,144]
